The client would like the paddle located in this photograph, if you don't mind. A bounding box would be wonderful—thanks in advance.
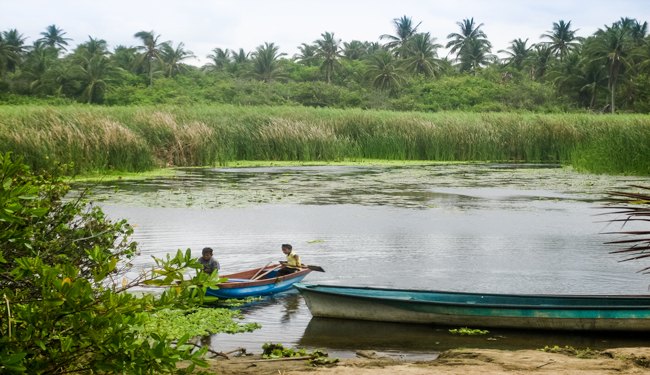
[250,262,273,280]
[252,264,283,280]
[279,261,325,272]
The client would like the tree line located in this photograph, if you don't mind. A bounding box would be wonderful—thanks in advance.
[0,16,649,112]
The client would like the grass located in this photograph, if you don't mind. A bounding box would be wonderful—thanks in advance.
[1,104,649,175]
[68,168,179,182]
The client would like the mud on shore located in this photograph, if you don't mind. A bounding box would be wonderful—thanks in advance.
[199,347,650,375]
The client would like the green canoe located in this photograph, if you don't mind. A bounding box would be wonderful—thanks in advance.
[294,283,650,331]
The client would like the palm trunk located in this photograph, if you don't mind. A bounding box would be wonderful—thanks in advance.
[609,62,620,113]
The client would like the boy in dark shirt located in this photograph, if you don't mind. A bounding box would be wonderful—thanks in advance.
[198,247,220,274]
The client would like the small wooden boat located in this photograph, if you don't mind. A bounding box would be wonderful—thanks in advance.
[294,283,650,331]
[206,264,314,299]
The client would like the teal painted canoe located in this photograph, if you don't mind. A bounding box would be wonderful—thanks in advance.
[294,283,650,331]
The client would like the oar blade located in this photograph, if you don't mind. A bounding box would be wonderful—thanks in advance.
[307,265,325,272]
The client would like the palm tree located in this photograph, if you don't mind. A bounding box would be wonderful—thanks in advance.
[314,32,341,83]
[547,51,603,108]
[586,23,634,112]
[380,15,421,58]
[230,48,250,75]
[251,42,286,82]
[159,42,194,77]
[540,20,581,61]
[615,17,648,44]
[0,36,19,79]
[498,38,534,70]
[403,32,442,77]
[579,62,609,109]
[2,29,27,73]
[76,55,121,103]
[111,45,140,73]
[21,41,59,94]
[446,18,492,72]
[204,48,231,72]
[366,50,406,93]
[365,42,384,55]
[38,24,71,53]
[458,38,493,73]
[342,40,367,60]
[134,30,166,86]
[295,43,318,66]
[231,48,249,64]
[75,36,109,59]
[529,44,554,80]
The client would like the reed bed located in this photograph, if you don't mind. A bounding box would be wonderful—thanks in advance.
[0,104,648,175]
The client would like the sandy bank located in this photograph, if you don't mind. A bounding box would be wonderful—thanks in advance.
[202,347,650,374]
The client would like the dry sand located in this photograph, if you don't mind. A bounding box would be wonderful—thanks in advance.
[203,347,650,375]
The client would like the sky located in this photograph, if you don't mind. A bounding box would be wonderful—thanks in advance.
[3,0,649,66]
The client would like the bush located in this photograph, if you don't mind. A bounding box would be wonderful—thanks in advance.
[0,153,245,374]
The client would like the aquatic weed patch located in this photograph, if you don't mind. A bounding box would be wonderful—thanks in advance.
[448,327,489,335]
[262,343,338,366]
[140,308,261,338]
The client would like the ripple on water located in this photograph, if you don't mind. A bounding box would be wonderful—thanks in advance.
[77,164,650,353]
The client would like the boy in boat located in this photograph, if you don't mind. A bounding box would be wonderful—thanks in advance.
[278,243,302,276]
[198,247,220,274]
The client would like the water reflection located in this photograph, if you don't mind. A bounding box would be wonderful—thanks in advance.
[280,293,301,324]
[75,163,647,210]
[209,290,311,353]
[299,317,648,352]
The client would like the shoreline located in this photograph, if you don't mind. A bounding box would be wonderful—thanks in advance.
[202,346,650,374]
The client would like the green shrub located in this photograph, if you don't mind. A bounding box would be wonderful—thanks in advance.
[0,153,254,374]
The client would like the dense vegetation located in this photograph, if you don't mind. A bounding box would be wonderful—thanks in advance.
[0,153,257,373]
[1,105,648,175]
[1,16,649,112]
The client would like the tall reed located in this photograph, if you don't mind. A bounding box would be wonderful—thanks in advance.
[0,105,648,175]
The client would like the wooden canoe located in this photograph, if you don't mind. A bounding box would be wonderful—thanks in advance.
[294,283,650,331]
[206,264,312,299]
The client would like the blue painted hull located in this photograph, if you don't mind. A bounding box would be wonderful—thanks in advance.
[295,283,650,331]
[206,266,311,299]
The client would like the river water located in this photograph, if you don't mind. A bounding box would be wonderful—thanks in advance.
[76,163,650,355]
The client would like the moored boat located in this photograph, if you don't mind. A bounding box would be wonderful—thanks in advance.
[206,264,312,298]
[294,283,650,331]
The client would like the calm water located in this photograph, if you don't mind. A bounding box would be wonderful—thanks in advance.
[76,164,650,354]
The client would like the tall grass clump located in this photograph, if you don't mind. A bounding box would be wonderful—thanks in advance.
[570,116,650,175]
[130,111,218,166]
[254,118,351,160]
[0,107,154,173]
[1,104,649,175]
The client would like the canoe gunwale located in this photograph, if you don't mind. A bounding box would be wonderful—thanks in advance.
[294,283,650,310]
[218,268,312,289]
[295,283,650,331]
[206,267,312,298]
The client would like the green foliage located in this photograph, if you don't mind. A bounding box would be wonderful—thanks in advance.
[0,152,256,374]
[3,16,650,113]
[401,75,566,112]
[448,327,489,335]
[141,308,260,338]
[262,343,310,359]
[570,118,650,175]
[261,343,338,366]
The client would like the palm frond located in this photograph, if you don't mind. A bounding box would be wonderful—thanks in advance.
[603,186,650,273]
